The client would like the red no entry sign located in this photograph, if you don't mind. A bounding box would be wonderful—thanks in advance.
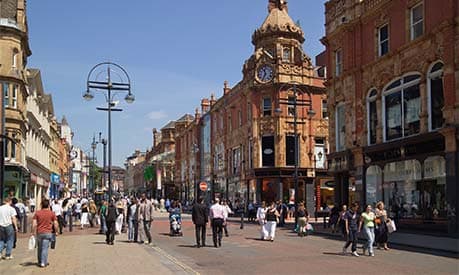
[199,182,208,191]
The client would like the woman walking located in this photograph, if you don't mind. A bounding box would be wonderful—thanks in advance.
[375,201,390,250]
[32,199,58,268]
[337,204,347,237]
[359,205,376,256]
[80,203,89,229]
[296,203,309,237]
[256,201,267,240]
[89,200,97,227]
[265,202,280,242]
[343,203,360,257]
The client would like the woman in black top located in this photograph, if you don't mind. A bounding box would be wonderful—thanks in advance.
[297,203,309,237]
[264,202,280,242]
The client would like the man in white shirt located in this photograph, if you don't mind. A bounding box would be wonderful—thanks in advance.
[52,199,64,234]
[0,197,18,259]
[209,198,225,248]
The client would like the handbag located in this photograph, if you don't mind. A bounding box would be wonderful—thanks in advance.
[306,223,314,232]
[387,220,397,233]
[28,236,36,250]
[375,217,382,225]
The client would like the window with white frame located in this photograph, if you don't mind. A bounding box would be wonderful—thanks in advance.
[367,89,378,145]
[283,47,291,63]
[335,49,342,77]
[3,83,9,108]
[378,24,389,56]
[335,103,346,151]
[12,84,18,108]
[263,97,272,116]
[322,99,328,119]
[383,74,421,141]
[12,50,19,68]
[410,3,423,40]
[428,62,444,131]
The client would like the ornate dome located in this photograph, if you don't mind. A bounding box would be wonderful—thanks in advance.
[252,0,305,45]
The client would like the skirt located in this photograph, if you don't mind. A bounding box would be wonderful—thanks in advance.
[81,213,89,226]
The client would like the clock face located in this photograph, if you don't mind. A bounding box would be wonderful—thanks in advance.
[257,65,274,83]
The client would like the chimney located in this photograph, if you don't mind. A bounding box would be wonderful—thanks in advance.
[153,128,160,147]
[201,98,210,113]
[210,93,217,107]
[194,108,201,124]
[223,80,231,95]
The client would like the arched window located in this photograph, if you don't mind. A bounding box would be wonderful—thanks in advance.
[367,89,378,145]
[383,74,421,141]
[428,62,444,131]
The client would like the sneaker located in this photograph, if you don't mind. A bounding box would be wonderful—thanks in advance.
[370,252,375,257]
[342,247,347,255]
[352,251,360,257]
[5,256,13,260]
[144,241,149,244]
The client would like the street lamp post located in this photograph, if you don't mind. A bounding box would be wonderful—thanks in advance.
[84,62,134,201]
[276,82,315,206]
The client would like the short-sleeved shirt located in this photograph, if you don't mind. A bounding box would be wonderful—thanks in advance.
[33,210,57,234]
[361,212,375,228]
[0,204,17,227]
[345,210,359,230]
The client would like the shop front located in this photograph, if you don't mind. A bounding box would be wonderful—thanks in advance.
[3,164,28,199]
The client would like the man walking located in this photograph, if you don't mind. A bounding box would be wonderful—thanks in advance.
[222,200,232,237]
[51,199,64,234]
[32,199,58,268]
[127,197,139,243]
[0,197,18,260]
[105,201,118,245]
[191,197,208,248]
[209,198,225,248]
[343,202,360,257]
[138,193,154,244]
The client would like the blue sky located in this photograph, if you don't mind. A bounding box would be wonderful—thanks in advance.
[27,0,327,166]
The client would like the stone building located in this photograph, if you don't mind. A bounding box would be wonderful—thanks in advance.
[322,0,458,235]
[0,0,31,198]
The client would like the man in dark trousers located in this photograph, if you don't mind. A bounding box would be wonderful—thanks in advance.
[105,201,118,245]
[192,197,208,248]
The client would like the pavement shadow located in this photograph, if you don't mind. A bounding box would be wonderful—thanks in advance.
[92,241,108,245]
[20,262,38,267]
[244,237,266,242]
[159,233,171,236]
[177,244,198,248]
[323,252,347,256]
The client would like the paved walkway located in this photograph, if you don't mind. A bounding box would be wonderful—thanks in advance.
[0,228,196,275]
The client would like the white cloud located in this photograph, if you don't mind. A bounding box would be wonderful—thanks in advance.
[147,110,167,120]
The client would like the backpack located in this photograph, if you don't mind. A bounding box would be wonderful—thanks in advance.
[106,206,118,222]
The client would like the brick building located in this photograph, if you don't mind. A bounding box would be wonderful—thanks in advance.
[322,0,458,235]
[175,0,329,212]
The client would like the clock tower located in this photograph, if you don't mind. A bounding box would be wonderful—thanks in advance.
[243,0,315,86]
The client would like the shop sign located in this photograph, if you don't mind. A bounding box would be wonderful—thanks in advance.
[4,171,20,182]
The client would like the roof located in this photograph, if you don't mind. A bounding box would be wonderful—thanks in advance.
[61,116,68,126]
[252,1,304,45]
[161,121,176,130]
[176,114,194,122]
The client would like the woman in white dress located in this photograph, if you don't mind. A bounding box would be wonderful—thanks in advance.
[80,203,89,229]
[256,201,268,240]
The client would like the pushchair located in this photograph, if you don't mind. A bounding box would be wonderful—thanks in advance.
[169,212,183,236]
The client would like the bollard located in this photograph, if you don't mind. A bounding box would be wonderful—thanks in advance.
[69,211,73,232]
[240,211,244,230]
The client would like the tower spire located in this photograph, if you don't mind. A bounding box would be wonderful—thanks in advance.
[268,0,288,12]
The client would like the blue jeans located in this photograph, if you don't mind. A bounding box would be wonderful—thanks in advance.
[37,233,53,265]
[0,225,14,256]
[364,226,375,254]
[128,219,138,241]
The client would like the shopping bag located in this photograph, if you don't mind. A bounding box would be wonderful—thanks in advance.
[306,223,314,232]
[387,220,397,233]
[28,236,36,250]
[50,234,56,249]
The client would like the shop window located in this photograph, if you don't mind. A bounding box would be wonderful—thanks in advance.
[367,89,378,145]
[378,24,389,57]
[285,135,298,166]
[410,3,424,40]
[383,74,421,141]
[335,49,342,77]
[428,62,444,131]
[262,136,275,167]
[366,165,382,205]
[335,103,346,151]
[263,97,272,116]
